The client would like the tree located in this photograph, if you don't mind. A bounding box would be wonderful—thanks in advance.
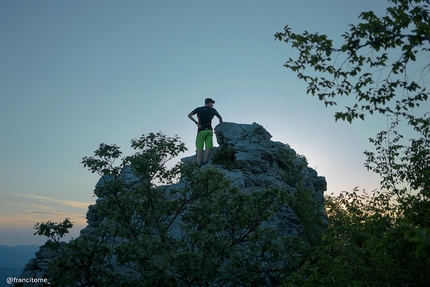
[275,0,429,123]
[39,132,310,286]
[275,0,430,286]
[34,218,73,245]
[274,0,429,200]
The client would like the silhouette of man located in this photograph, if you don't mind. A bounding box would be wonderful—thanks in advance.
[188,98,223,167]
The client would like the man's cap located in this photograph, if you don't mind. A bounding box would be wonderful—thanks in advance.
[205,98,215,104]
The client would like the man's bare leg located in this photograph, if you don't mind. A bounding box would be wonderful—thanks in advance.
[196,150,202,166]
[203,149,210,164]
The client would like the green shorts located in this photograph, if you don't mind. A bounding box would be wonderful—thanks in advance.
[196,129,214,151]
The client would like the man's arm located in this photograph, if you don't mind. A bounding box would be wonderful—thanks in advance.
[188,112,198,125]
[214,109,223,123]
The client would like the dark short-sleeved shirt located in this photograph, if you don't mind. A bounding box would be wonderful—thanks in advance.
[192,106,221,133]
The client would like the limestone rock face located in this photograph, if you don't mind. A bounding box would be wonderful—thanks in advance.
[17,242,65,285]
[196,122,326,236]
[184,122,326,200]
[18,122,327,286]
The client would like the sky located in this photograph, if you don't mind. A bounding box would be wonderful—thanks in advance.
[1,0,427,246]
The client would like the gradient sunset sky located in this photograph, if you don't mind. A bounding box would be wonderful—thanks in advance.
[1,0,426,246]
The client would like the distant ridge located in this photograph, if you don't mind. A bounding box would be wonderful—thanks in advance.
[0,245,39,287]
[0,245,39,269]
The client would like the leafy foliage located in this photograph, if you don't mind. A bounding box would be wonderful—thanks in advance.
[34,218,73,245]
[276,0,430,286]
[275,0,429,124]
[286,188,430,287]
[212,146,236,169]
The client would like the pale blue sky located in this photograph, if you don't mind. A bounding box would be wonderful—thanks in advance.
[1,0,421,246]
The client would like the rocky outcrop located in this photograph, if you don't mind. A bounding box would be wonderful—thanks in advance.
[211,122,326,236]
[16,243,65,286]
[215,122,326,196]
[17,122,327,286]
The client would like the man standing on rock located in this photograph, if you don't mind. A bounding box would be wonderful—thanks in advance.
[188,98,223,167]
